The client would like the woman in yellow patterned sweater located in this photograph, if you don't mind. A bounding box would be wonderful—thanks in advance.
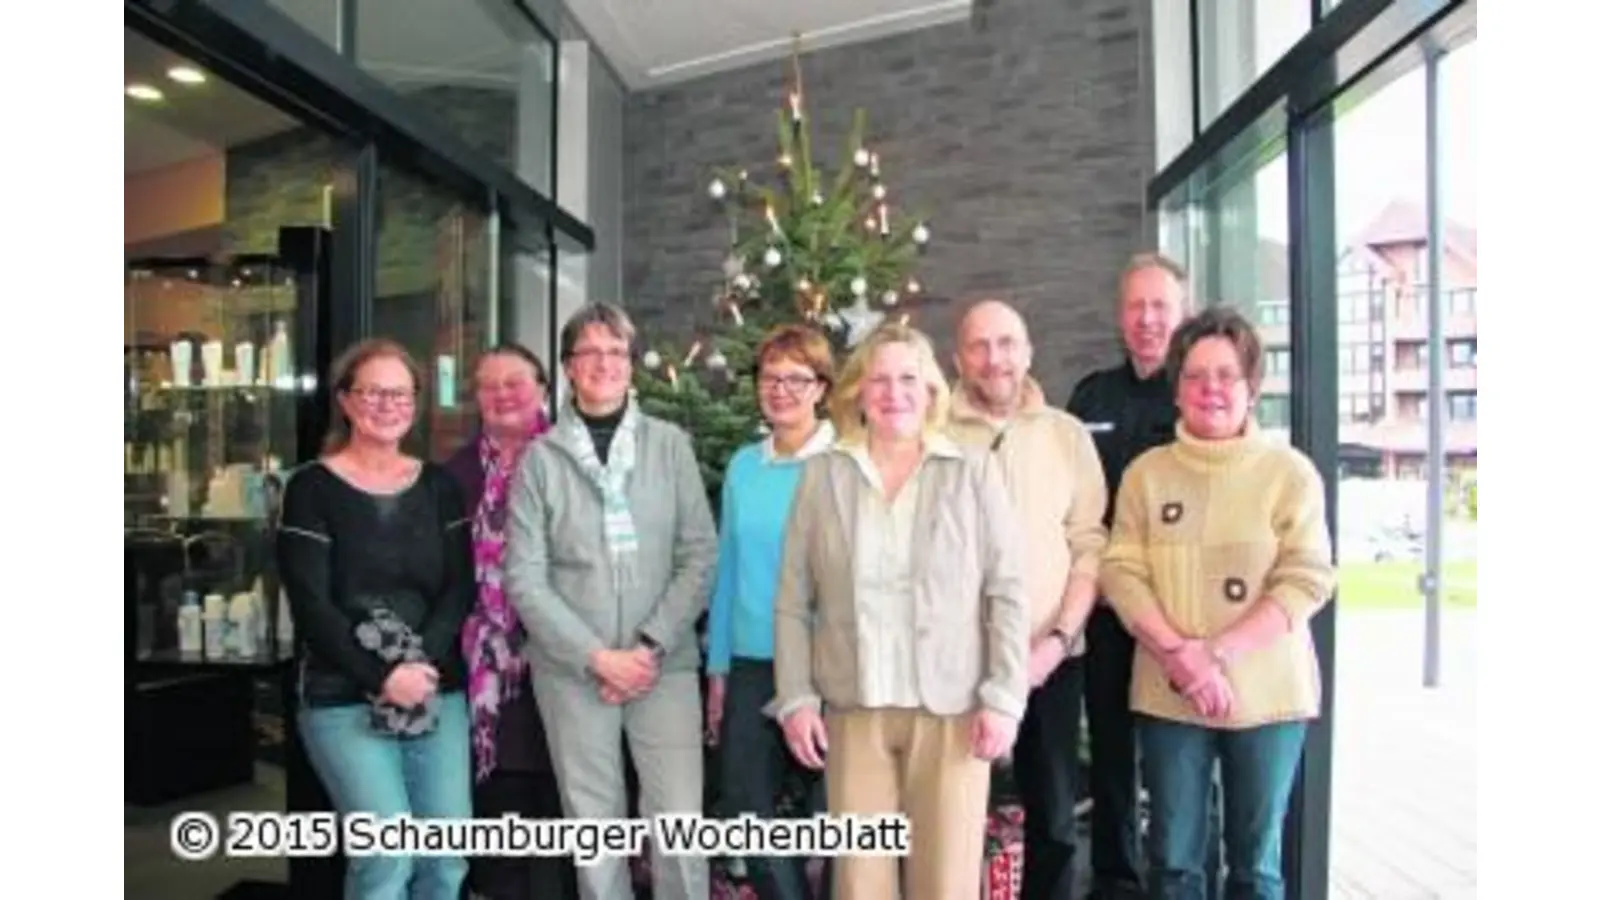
[1100,306,1335,900]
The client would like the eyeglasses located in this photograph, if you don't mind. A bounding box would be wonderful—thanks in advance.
[1179,369,1245,388]
[348,386,417,408]
[757,373,820,395]
[570,347,630,364]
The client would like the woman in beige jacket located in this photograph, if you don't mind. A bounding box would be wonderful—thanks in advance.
[770,322,1031,900]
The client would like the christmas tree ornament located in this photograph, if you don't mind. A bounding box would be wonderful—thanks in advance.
[907,278,922,294]
[708,178,727,201]
[629,28,931,517]
[912,223,931,245]
[838,294,885,347]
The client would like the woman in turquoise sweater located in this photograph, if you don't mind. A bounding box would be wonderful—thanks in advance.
[706,323,836,900]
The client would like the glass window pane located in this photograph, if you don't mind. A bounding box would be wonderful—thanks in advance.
[1151,0,1195,167]
[355,0,554,189]
[1189,148,1290,441]
[1324,35,1477,899]
[372,163,493,461]
[1198,0,1312,124]
[267,0,342,49]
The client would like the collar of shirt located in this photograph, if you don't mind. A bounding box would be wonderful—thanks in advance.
[836,433,963,492]
[760,420,836,464]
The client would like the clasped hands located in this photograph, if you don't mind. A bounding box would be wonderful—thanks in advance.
[780,704,1019,771]
[1161,639,1235,719]
[381,662,439,708]
[588,646,661,705]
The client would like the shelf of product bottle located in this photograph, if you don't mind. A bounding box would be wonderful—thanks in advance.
[162,588,295,669]
[155,380,304,393]
[137,645,295,671]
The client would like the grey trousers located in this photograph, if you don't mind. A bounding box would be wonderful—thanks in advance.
[533,668,708,900]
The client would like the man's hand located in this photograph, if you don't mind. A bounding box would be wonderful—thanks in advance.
[705,675,727,745]
[1027,636,1068,689]
[781,706,829,770]
[970,708,1020,762]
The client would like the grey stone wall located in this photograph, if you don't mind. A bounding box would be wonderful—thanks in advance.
[622,0,1157,399]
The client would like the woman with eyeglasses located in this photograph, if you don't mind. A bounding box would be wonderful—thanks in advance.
[705,323,836,900]
[277,338,475,899]
[1099,306,1336,900]
[504,302,717,900]
[442,343,577,900]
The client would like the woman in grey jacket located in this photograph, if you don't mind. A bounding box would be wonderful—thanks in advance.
[503,302,717,900]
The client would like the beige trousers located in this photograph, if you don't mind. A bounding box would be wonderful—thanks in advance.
[824,707,992,900]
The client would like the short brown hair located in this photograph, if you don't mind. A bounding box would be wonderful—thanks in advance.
[481,342,549,387]
[323,338,423,453]
[754,323,835,388]
[1165,306,1264,396]
[559,302,636,362]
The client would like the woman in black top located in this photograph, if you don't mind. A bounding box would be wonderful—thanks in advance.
[278,338,475,900]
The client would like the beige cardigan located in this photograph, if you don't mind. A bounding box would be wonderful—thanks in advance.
[947,378,1108,655]
[769,437,1031,722]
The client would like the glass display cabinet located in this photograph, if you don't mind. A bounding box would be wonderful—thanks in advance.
[125,226,331,807]
[126,254,299,663]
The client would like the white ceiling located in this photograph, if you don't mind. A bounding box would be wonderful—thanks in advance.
[561,0,973,89]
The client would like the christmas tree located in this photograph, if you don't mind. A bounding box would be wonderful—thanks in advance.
[631,35,934,514]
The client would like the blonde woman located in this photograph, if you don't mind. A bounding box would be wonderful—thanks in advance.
[770,322,1030,899]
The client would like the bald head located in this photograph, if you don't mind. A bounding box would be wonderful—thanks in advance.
[959,299,1030,346]
[955,298,1033,417]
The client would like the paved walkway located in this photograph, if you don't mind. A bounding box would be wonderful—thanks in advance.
[1329,609,1477,899]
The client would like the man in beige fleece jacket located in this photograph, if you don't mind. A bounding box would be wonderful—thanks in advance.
[948,298,1109,900]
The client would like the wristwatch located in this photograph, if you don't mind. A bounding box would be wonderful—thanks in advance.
[638,633,666,661]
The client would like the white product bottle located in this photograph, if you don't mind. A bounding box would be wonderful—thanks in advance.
[177,603,203,654]
[203,593,228,658]
[269,321,292,388]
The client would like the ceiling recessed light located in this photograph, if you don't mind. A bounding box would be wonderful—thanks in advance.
[126,84,164,102]
[167,66,206,85]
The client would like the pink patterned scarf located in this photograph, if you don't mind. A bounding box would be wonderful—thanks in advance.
[462,413,549,782]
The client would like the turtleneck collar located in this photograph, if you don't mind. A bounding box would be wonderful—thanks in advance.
[1171,417,1266,472]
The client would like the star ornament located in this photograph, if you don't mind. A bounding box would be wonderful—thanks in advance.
[836,294,884,348]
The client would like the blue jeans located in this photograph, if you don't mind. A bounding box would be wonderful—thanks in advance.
[300,691,473,900]
[1138,716,1308,900]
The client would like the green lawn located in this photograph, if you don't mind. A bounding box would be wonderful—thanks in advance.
[1337,559,1478,610]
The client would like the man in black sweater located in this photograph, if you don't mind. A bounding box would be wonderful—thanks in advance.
[1067,253,1220,900]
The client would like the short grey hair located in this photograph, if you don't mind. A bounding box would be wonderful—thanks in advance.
[1121,252,1189,289]
[558,302,637,362]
